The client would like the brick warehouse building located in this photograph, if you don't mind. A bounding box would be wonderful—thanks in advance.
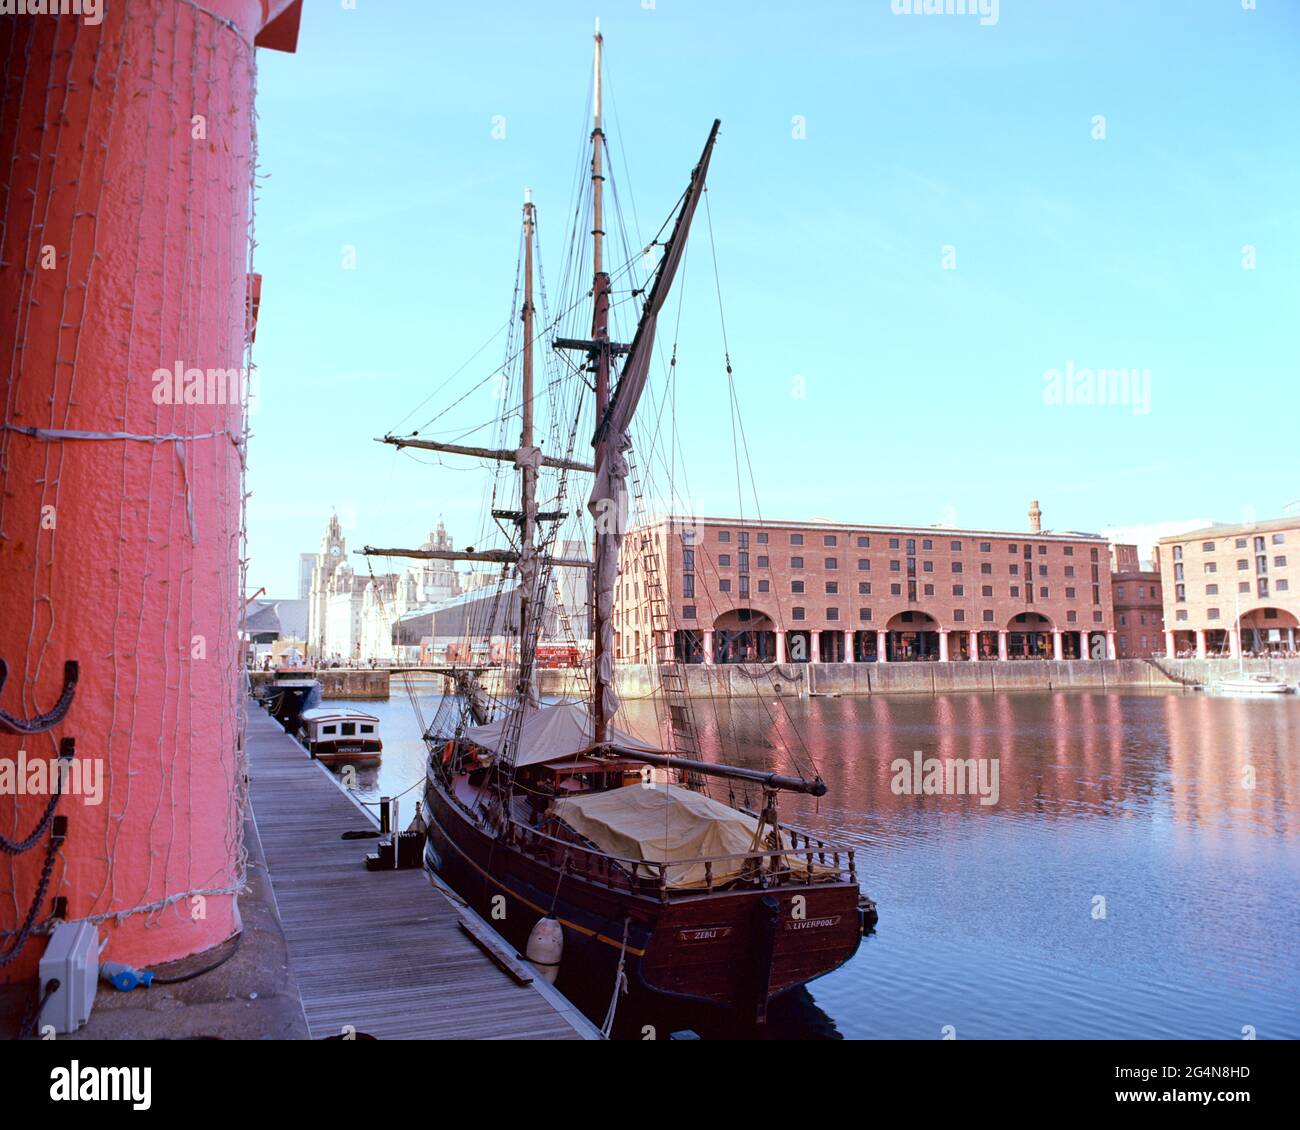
[1110,543,1165,658]
[1157,517,1300,658]
[614,503,1116,666]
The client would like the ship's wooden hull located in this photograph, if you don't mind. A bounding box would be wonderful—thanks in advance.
[422,772,863,1026]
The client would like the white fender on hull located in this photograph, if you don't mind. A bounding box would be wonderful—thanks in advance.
[525,915,563,984]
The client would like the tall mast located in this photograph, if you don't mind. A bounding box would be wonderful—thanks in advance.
[592,19,605,285]
[590,17,613,743]
[521,189,536,513]
[518,190,540,708]
[548,27,717,748]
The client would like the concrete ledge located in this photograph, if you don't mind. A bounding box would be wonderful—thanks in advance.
[0,809,310,1041]
[614,657,1300,698]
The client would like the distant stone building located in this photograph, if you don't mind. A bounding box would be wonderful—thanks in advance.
[462,571,499,593]
[1109,543,1164,658]
[323,567,368,660]
[390,576,578,662]
[359,573,401,661]
[306,514,466,661]
[307,513,396,660]
[396,522,461,606]
[307,513,346,657]
[1157,517,1299,657]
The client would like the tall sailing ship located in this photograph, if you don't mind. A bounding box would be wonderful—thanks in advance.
[365,24,875,1032]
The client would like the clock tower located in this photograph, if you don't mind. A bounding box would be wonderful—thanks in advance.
[320,512,345,582]
[308,512,348,658]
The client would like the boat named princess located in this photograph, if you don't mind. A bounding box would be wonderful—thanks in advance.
[299,707,383,766]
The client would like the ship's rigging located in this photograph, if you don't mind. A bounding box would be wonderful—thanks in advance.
[364,24,828,805]
[346,24,875,1031]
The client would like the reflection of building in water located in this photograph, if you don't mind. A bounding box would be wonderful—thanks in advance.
[615,503,1117,666]
[1162,692,1298,836]
[1158,517,1300,657]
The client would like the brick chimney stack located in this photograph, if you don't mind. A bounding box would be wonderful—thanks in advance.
[1029,499,1042,533]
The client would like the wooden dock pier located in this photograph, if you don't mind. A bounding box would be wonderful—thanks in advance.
[245,705,597,1040]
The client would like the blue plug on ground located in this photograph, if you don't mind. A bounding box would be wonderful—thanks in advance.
[100,961,155,991]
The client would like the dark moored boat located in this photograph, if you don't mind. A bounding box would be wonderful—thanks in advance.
[261,673,321,733]
[423,702,868,1024]
[363,24,875,1030]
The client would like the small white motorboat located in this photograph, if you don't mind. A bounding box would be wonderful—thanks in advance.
[299,706,383,765]
[1213,673,1293,696]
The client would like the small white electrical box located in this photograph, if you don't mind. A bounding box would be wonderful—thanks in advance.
[38,919,99,1034]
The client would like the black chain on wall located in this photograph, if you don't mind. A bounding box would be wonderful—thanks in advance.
[0,660,79,735]
[0,657,79,967]
[0,738,75,855]
[0,828,64,969]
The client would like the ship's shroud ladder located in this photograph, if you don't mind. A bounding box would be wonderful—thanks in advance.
[628,450,703,777]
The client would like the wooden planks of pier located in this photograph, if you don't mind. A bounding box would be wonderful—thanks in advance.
[244,705,594,1040]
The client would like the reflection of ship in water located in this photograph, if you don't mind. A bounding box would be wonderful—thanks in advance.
[562,926,864,1040]
[748,984,846,1041]
[342,763,383,795]
[557,973,851,1041]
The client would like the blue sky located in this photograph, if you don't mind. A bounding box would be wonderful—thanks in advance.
[247,0,1300,595]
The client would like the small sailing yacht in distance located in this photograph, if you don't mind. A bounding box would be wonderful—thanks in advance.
[1213,588,1294,695]
[1214,673,1292,695]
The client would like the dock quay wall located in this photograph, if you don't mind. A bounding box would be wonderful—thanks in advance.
[613,658,1300,698]
[315,670,390,699]
[250,670,390,699]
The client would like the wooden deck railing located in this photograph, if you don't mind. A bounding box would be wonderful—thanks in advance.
[428,761,860,901]
[502,815,856,901]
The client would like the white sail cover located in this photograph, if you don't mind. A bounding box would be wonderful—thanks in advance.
[462,700,656,768]
[555,782,841,889]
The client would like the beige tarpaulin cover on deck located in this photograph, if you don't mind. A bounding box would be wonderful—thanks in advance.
[463,700,656,769]
[554,783,842,889]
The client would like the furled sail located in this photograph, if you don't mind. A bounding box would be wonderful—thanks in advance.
[588,120,720,723]
[555,782,844,889]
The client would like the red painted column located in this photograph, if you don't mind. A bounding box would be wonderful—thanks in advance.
[0,0,298,981]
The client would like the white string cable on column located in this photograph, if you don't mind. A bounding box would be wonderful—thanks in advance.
[1,0,258,944]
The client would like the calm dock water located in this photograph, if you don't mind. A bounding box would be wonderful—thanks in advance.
[333,684,1300,1040]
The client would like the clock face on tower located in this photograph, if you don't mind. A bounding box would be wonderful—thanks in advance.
[330,545,340,557]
